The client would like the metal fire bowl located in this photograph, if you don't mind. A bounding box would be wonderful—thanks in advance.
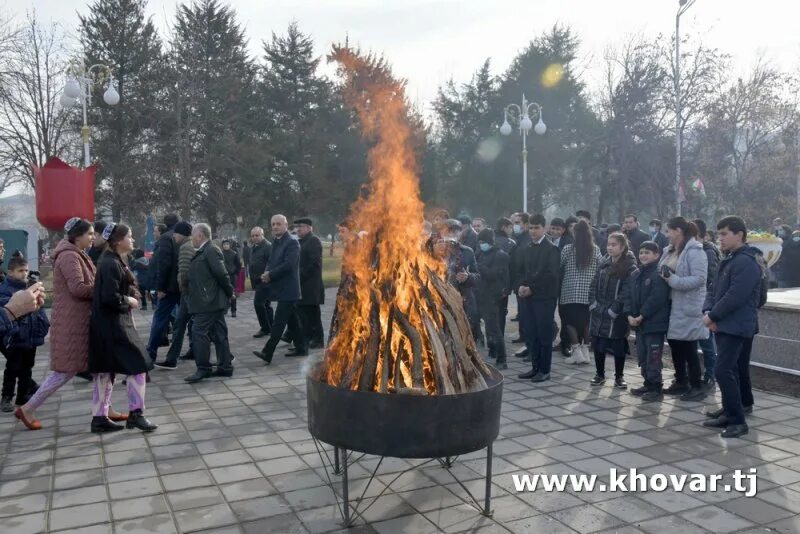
[307,365,504,459]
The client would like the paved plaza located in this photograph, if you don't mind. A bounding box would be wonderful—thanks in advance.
[1,289,800,533]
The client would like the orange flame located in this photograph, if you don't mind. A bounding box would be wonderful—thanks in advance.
[321,45,459,394]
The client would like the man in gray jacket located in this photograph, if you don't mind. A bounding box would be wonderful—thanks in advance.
[184,224,234,384]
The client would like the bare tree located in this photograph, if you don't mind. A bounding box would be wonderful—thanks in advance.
[0,12,76,191]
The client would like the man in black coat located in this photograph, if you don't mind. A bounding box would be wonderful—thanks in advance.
[184,224,234,383]
[437,219,481,344]
[457,215,479,252]
[476,229,510,369]
[146,214,181,362]
[292,218,324,349]
[622,214,651,257]
[509,212,532,352]
[221,240,242,318]
[648,219,669,251]
[494,217,516,336]
[517,214,560,383]
[248,226,274,337]
[253,215,306,364]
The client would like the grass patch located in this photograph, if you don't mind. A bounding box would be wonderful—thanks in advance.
[322,245,343,288]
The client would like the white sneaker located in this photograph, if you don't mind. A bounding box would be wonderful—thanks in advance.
[564,345,580,365]
[577,344,591,365]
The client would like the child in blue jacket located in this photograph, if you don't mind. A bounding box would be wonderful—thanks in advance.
[0,256,50,412]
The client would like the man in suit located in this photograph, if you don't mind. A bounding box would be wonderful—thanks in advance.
[517,213,561,383]
[253,215,306,364]
[292,218,325,349]
[249,226,273,338]
[146,214,181,362]
[184,223,234,383]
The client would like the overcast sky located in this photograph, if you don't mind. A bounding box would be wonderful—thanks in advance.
[9,0,800,109]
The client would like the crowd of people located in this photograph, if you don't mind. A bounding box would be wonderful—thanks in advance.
[427,209,770,439]
[0,204,788,440]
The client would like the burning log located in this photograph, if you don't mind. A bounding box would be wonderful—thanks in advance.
[394,307,424,390]
[357,291,382,391]
[378,305,396,393]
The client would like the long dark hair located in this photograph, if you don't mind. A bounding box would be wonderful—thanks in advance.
[608,232,633,278]
[105,223,136,286]
[573,220,594,268]
[66,219,93,244]
[667,217,699,253]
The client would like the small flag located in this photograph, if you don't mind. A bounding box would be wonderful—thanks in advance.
[690,177,706,197]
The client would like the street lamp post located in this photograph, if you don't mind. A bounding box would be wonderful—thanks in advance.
[499,94,546,214]
[675,0,697,216]
[59,60,120,168]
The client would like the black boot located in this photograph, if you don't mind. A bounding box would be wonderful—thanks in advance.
[126,409,158,432]
[91,416,124,434]
[630,381,649,396]
[664,380,689,395]
[641,383,663,402]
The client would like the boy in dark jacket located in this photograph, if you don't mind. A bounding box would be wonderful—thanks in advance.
[0,257,49,412]
[702,216,763,439]
[625,241,670,402]
[475,229,510,370]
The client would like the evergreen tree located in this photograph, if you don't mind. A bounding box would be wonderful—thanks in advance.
[79,0,164,221]
[163,0,256,228]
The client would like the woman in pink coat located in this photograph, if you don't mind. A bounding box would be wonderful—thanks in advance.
[16,218,126,430]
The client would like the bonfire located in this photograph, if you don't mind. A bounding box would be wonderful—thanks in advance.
[317,46,493,395]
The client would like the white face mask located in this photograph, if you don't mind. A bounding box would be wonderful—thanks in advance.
[513,224,522,234]
[479,243,491,252]
[793,237,800,243]
[649,226,657,234]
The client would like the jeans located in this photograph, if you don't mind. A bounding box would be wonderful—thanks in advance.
[260,301,305,361]
[147,293,180,359]
[192,310,233,373]
[636,333,665,384]
[714,333,754,425]
[478,296,507,363]
[699,333,717,380]
[253,282,274,333]
[521,298,557,374]
[164,297,193,364]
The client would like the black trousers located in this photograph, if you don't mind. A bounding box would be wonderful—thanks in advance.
[499,295,509,335]
[2,347,36,402]
[165,297,193,364]
[261,301,305,360]
[253,281,274,332]
[478,297,507,363]
[192,310,233,373]
[714,333,754,425]
[668,339,703,388]
[296,305,324,346]
[228,275,237,314]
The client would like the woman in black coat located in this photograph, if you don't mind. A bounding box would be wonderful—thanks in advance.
[89,223,157,434]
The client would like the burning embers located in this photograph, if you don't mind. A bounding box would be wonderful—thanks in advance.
[317,46,494,395]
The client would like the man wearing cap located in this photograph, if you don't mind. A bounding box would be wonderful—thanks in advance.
[290,218,324,349]
[476,228,510,369]
[253,215,306,364]
[155,221,194,369]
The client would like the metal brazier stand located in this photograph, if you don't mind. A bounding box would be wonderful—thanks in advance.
[307,364,504,527]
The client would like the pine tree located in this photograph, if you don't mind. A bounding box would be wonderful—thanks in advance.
[79,0,165,221]
[164,0,256,228]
